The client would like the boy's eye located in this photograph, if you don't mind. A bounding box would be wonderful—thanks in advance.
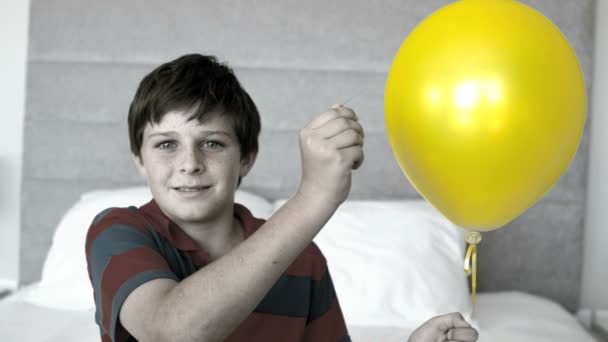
[156,141,176,150]
[201,140,224,151]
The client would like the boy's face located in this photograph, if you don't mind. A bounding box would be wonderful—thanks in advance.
[133,108,255,226]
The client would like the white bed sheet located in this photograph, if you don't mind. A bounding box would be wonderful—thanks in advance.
[0,287,596,342]
[0,284,98,341]
[348,292,598,342]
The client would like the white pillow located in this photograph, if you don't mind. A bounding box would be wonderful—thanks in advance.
[24,186,273,311]
[272,199,472,329]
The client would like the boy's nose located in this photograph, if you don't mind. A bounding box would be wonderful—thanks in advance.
[179,149,205,174]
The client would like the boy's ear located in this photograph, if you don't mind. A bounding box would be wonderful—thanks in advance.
[239,152,257,177]
[131,154,147,179]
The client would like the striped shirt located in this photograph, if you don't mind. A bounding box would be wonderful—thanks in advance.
[85,199,350,341]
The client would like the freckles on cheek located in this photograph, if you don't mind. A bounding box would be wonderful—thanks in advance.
[145,155,173,182]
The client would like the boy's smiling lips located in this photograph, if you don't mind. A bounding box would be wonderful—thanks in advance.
[171,187,212,199]
[171,185,212,195]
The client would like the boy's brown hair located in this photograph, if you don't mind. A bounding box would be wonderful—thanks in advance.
[128,54,261,161]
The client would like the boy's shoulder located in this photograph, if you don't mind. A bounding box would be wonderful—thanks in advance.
[284,241,328,280]
[90,206,146,230]
[85,206,152,249]
[300,241,326,263]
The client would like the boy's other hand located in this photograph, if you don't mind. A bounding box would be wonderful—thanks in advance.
[297,104,365,208]
[407,312,478,342]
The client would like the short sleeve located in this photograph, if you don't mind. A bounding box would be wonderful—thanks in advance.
[85,207,179,342]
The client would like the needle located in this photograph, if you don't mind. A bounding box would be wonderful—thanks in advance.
[341,96,355,106]
[340,88,365,107]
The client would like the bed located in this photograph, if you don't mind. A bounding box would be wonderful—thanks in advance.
[0,289,597,342]
[2,188,598,341]
[7,0,598,341]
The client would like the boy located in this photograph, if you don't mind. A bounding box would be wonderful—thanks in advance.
[85,54,478,342]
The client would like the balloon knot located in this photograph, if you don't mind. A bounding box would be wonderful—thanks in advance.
[465,231,482,245]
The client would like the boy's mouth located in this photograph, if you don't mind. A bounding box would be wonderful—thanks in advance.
[173,186,211,192]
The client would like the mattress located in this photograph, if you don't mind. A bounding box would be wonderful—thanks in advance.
[0,287,595,342]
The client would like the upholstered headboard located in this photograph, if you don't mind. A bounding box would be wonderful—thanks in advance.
[21,0,595,312]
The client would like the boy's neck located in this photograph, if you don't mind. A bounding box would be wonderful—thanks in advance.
[176,213,245,261]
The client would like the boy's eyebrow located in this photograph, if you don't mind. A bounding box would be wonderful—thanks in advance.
[147,130,232,138]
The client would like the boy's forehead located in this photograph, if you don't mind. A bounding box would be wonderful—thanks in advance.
[145,109,235,136]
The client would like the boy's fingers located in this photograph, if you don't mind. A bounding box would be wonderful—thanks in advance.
[316,117,364,140]
[447,327,479,342]
[331,104,357,119]
[310,105,358,129]
[352,149,364,170]
[439,312,472,330]
[329,129,364,149]
[340,145,364,170]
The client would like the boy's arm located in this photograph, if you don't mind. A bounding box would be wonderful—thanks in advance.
[119,105,364,342]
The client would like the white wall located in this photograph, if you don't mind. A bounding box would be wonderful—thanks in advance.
[581,0,608,311]
[0,0,30,288]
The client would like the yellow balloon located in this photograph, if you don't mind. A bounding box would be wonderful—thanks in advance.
[385,0,586,231]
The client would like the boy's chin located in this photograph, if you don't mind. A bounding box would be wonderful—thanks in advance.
[165,201,227,223]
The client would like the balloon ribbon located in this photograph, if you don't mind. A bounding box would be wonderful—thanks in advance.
[464,231,482,317]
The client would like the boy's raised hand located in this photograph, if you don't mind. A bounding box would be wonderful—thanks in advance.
[297,104,365,208]
[407,312,479,342]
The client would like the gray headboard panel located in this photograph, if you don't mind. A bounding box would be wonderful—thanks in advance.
[21,0,595,312]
